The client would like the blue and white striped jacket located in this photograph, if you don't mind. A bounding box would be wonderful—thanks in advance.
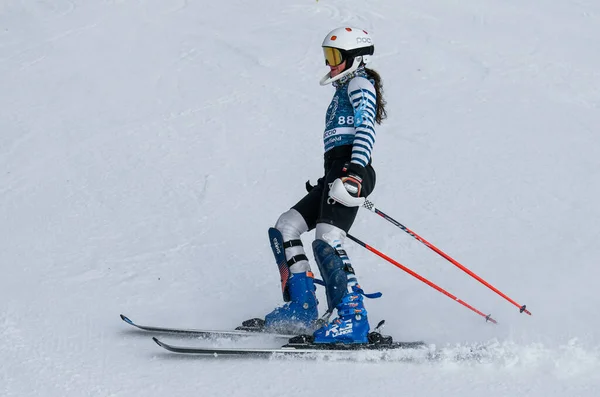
[323,68,377,167]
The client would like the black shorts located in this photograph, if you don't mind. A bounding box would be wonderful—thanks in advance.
[292,148,376,233]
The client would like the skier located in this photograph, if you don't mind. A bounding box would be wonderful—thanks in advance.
[245,27,387,344]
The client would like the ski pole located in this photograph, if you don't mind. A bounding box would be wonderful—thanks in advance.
[361,200,531,316]
[347,233,497,324]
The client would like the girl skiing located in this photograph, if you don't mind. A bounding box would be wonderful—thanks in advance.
[244,27,387,344]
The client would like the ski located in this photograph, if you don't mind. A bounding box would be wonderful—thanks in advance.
[120,314,293,339]
[152,336,427,357]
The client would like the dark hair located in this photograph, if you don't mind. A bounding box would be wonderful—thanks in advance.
[364,68,387,125]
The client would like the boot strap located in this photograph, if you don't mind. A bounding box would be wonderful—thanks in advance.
[283,239,303,249]
[286,254,308,267]
[337,306,367,317]
[284,239,307,267]
[354,285,382,299]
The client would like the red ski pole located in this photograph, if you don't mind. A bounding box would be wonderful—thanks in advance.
[347,233,497,324]
[362,200,531,316]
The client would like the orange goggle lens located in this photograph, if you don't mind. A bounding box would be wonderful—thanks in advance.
[323,47,344,66]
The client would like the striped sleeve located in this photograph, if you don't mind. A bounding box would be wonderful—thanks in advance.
[347,77,377,167]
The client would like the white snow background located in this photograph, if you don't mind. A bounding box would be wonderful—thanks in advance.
[1,0,600,396]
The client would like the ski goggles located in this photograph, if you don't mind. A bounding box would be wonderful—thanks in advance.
[323,47,345,66]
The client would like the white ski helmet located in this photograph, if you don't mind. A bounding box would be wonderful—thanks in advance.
[320,27,375,85]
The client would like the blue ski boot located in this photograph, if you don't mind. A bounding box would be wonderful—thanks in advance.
[313,285,371,343]
[311,237,381,344]
[264,271,318,334]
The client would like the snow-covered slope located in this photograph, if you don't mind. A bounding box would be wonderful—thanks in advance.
[1,1,600,396]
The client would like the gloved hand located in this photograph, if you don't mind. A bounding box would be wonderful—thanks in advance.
[340,162,365,197]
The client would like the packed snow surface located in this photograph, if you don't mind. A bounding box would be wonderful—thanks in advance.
[1,1,599,396]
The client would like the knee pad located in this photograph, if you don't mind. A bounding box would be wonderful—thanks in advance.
[270,210,310,301]
[275,209,309,240]
[315,223,346,247]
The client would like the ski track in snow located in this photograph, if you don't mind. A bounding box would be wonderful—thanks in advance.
[2,0,600,396]
[150,335,600,372]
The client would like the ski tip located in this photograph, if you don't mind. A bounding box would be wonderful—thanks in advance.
[120,314,134,325]
[152,337,162,346]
